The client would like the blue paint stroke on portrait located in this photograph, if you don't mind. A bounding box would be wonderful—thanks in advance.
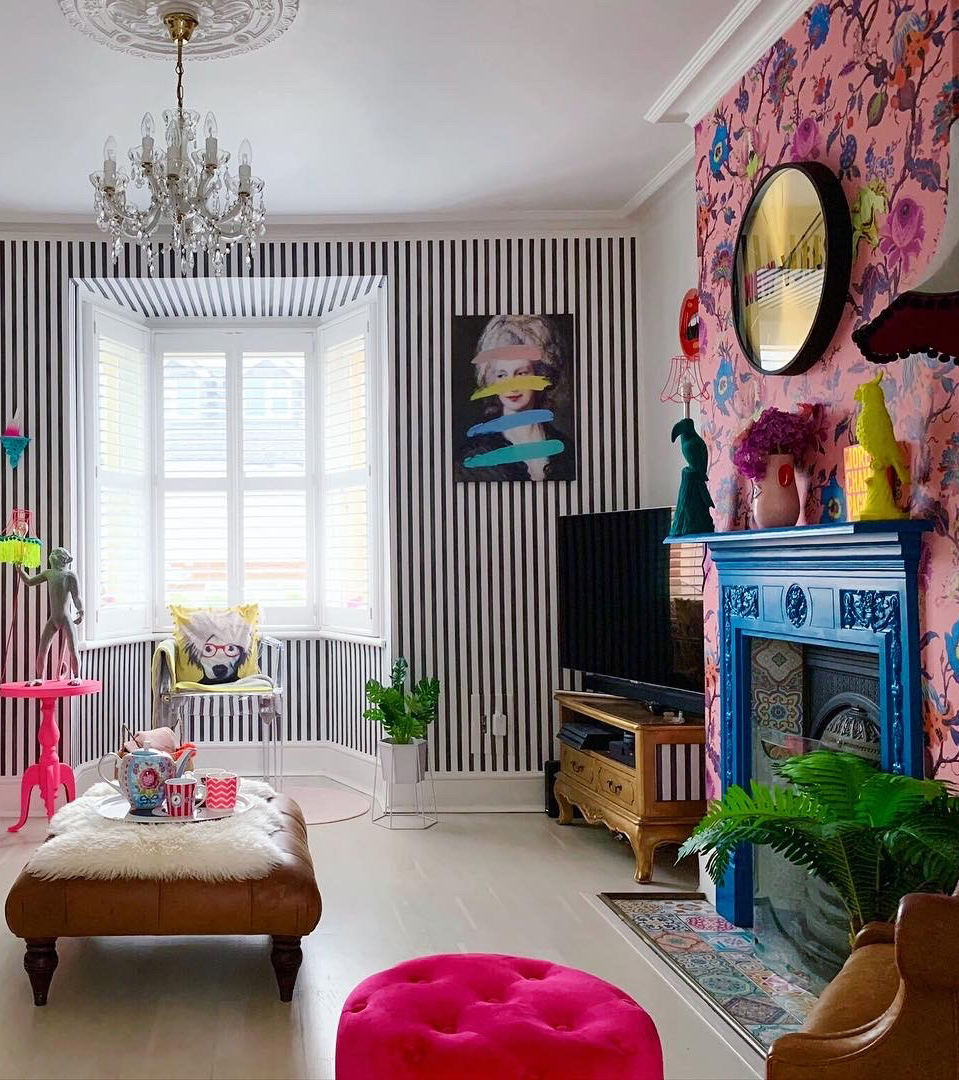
[466,410,554,437]
[463,440,565,469]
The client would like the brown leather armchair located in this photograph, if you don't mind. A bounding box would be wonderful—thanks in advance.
[767,890,959,1079]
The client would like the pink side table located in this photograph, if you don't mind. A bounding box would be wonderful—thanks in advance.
[1,679,101,833]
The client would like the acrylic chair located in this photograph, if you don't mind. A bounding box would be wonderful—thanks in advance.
[152,633,284,789]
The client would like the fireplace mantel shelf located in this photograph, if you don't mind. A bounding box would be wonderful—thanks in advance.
[673,519,932,926]
[666,518,933,548]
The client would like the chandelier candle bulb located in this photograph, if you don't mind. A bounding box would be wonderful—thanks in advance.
[204,112,218,165]
[238,138,252,193]
[102,135,117,188]
[140,112,154,162]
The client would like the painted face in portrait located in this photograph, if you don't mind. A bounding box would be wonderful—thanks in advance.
[493,357,538,413]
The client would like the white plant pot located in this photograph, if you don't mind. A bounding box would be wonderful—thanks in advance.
[378,737,428,784]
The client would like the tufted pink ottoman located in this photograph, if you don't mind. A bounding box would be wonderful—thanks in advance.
[335,953,664,1080]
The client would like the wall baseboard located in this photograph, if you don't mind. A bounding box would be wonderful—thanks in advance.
[0,743,545,818]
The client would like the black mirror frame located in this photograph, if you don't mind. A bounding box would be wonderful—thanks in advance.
[731,161,853,377]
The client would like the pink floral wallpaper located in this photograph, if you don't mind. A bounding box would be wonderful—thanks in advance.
[694,0,959,795]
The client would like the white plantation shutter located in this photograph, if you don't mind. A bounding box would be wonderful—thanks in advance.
[87,311,151,638]
[241,347,311,619]
[155,330,316,627]
[320,310,375,632]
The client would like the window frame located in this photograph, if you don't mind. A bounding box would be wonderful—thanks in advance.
[77,295,385,643]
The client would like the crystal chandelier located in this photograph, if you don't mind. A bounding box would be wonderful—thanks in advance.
[90,8,265,275]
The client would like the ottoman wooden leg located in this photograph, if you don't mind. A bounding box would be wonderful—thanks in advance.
[24,938,58,1006]
[271,935,303,1002]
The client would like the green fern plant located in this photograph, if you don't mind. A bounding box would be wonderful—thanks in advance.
[678,750,959,938]
[364,657,440,745]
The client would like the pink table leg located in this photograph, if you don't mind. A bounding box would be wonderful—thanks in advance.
[8,764,39,834]
[6,694,75,833]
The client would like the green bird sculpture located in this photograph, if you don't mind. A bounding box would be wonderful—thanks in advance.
[669,417,714,536]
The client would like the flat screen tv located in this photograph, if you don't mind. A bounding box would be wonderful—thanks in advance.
[557,507,706,714]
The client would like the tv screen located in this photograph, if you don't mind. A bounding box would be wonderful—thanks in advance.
[558,507,705,697]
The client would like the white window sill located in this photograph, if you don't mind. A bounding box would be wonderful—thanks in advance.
[80,629,387,651]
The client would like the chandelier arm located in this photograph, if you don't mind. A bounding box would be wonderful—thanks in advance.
[101,179,166,239]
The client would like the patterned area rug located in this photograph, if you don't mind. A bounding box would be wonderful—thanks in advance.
[599,893,818,1053]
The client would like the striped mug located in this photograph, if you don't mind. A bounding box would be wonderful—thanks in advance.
[164,776,198,818]
[199,769,239,813]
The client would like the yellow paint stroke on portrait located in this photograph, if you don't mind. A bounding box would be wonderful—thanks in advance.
[470,374,551,401]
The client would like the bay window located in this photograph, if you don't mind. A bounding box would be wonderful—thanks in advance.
[80,300,382,640]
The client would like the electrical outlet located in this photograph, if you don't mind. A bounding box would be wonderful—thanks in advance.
[491,711,507,738]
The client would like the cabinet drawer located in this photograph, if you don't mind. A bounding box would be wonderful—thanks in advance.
[560,744,596,787]
[596,764,637,810]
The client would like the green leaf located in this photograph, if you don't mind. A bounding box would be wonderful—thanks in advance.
[775,750,876,820]
[867,90,887,128]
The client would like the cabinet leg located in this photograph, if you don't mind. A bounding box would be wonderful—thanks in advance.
[24,938,58,1006]
[555,788,574,825]
[629,830,657,883]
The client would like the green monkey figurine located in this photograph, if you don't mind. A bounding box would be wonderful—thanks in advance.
[669,418,714,536]
[17,546,84,684]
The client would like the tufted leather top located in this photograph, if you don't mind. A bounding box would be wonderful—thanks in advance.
[335,953,663,1080]
[5,795,321,939]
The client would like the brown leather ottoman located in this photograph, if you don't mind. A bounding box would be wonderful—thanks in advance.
[4,794,321,1006]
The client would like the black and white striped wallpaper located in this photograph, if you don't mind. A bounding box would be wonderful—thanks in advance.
[0,233,640,779]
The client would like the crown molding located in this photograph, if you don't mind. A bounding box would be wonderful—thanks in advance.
[644,0,811,126]
[0,215,641,244]
[622,142,695,218]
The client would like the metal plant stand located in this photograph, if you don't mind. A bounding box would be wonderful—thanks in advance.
[371,754,437,830]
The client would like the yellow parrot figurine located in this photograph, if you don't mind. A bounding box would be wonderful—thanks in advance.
[853,371,910,520]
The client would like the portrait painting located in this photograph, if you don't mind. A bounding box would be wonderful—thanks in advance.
[452,313,576,482]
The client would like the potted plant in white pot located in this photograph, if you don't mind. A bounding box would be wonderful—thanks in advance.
[365,658,440,785]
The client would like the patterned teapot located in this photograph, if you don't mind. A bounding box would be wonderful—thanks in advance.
[97,747,189,816]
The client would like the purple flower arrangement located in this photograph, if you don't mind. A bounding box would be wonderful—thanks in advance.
[732,407,821,481]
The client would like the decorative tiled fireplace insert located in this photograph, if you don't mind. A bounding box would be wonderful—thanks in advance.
[668,520,932,927]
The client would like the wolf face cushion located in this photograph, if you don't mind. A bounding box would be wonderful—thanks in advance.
[170,604,260,686]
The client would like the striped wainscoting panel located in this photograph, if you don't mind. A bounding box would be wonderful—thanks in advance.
[324,638,387,756]
[655,741,707,803]
[0,233,639,778]
[75,641,153,768]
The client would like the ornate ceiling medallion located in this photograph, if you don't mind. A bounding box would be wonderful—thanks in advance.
[58,0,299,61]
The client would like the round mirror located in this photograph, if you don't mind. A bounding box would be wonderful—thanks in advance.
[732,162,852,376]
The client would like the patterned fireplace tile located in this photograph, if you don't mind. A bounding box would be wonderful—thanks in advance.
[599,893,819,1053]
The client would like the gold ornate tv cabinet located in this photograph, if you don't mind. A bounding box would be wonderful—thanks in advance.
[553,691,707,881]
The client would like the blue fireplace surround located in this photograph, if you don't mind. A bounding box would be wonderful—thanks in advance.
[668,520,932,926]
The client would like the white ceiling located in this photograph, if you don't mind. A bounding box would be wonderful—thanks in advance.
[0,0,740,223]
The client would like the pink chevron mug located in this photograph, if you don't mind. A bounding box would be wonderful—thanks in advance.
[164,776,198,818]
[199,769,239,812]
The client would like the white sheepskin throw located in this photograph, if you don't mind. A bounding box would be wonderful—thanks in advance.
[25,780,286,882]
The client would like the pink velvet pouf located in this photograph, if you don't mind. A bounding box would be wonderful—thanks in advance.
[335,953,664,1080]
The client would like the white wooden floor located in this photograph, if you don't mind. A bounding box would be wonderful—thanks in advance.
[0,784,762,1080]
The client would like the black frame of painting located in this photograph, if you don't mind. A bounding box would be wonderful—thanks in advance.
[732,161,852,377]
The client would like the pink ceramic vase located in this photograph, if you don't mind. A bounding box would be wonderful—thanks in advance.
[753,453,800,528]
